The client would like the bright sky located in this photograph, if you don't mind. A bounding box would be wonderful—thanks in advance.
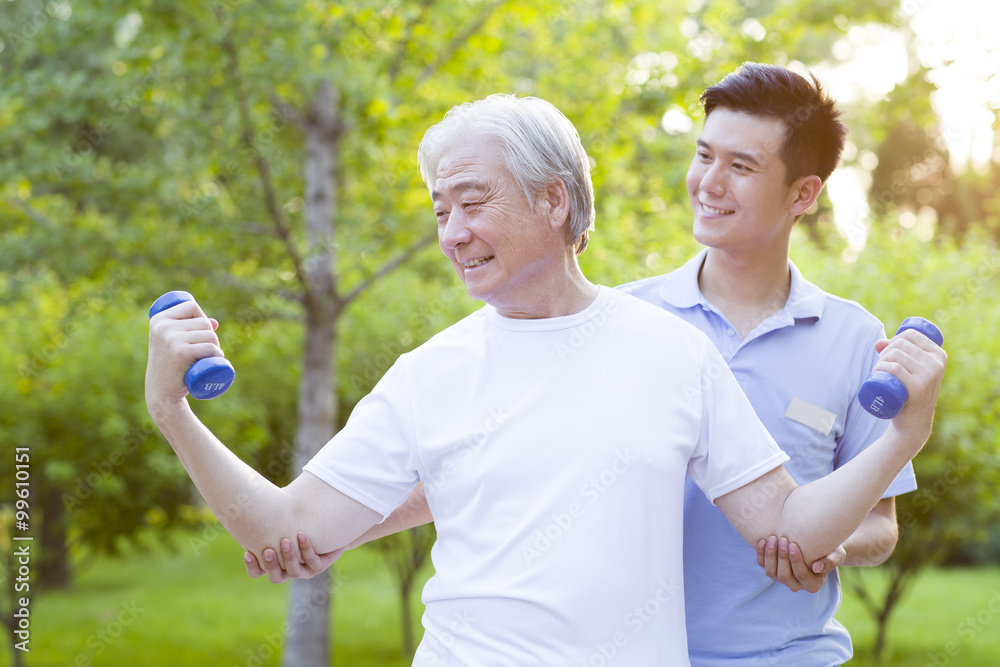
[818,0,1000,250]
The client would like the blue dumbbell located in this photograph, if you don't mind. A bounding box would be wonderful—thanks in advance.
[149,291,235,400]
[858,317,943,419]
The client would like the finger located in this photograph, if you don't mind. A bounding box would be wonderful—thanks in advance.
[298,533,322,569]
[775,537,797,590]
[874,332,946,377]
[895,327,944,351]
[871,343,920,380]
[150,299,210,323]
[756,538,766,568]
[280,538,306,578]
[262,548,289,584]
[244,551,265,578]
[786,542,823,593]
[180,329,222,347]
[764,535,779,580]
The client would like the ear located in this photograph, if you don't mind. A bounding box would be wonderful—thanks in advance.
[541,178,571,233]
[788,175,824,218]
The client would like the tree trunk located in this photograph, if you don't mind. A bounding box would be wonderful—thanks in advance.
[401,581,414,657]
[282,79,342,667]
[38,486,70,589]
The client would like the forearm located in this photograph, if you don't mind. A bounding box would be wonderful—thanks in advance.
[841,498,898,567]
[777,430,914,563]
[150,401,300,555]
[342,483,433,550]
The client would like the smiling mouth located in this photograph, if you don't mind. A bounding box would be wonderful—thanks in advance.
[463,256,494,269]
[701,203,734,215]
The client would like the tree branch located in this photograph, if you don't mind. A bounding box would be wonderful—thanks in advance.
[3,198,55,231]
[417,0,507,85]
[388,0,435,83]
[340,230,437,308]
[218,25,310,293]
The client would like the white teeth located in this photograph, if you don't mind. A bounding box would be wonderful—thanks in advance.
[703,204,734,215]
[463,256,494,268]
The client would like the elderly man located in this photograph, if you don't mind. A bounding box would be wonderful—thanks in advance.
[148,94,945,665]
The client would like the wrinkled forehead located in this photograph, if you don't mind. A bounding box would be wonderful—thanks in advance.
[430,136,508,201]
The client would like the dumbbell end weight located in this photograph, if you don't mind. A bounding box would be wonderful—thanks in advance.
[185,357,235,400]
[858,371,908,419]
[858,317,943,420]
[149,291,235,400]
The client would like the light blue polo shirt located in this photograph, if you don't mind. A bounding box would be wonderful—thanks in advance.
[619,249,917,667]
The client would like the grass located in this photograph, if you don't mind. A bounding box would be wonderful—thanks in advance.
[5,524,999,666]
[836,567,1000,666]
[4,526,430,667]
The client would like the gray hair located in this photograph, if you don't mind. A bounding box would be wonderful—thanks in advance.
[417,94,596,255]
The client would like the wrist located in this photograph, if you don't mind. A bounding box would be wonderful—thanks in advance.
[147,396,193,431]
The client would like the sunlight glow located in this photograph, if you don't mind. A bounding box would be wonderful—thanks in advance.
[822,0,1000,248]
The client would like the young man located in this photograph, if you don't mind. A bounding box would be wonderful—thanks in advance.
[221,92,944,664]
[618,62,915,666]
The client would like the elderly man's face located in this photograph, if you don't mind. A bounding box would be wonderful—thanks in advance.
[431,136,566,316]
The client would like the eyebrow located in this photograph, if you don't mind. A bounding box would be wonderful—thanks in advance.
[431,178,489,202]
[696,139,763,167]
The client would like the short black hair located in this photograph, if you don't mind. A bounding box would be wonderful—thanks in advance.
[701,62,848,185]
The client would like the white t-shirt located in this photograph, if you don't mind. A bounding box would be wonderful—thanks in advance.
[305,286,788,666]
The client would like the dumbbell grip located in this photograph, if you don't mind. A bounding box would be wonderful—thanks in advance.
[858,317,942,419]
[149,291,235,400]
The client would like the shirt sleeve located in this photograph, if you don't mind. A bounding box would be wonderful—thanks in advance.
[834,325,918,497]
[303,358,421,522]
[686,337,790,503]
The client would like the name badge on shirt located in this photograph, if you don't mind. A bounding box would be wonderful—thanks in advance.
[784,397,836,436]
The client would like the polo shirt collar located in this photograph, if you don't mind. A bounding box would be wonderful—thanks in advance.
[659,248,826,321]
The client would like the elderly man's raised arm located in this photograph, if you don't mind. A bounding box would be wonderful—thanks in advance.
[147,300,380,567]
[717,327,946,564]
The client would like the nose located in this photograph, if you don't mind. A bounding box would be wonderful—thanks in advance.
[439,207,472,250]
[698,162,727,198]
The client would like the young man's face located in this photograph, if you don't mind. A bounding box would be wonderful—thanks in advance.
[686,107,804,255]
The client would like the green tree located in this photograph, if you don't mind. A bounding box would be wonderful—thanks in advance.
[5,0,965,663]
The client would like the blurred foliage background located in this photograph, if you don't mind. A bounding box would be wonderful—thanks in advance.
[1,0,998,665]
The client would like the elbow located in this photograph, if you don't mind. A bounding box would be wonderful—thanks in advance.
[850,521,899,567]
[217,488,298,560]
[867,525,900,567]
